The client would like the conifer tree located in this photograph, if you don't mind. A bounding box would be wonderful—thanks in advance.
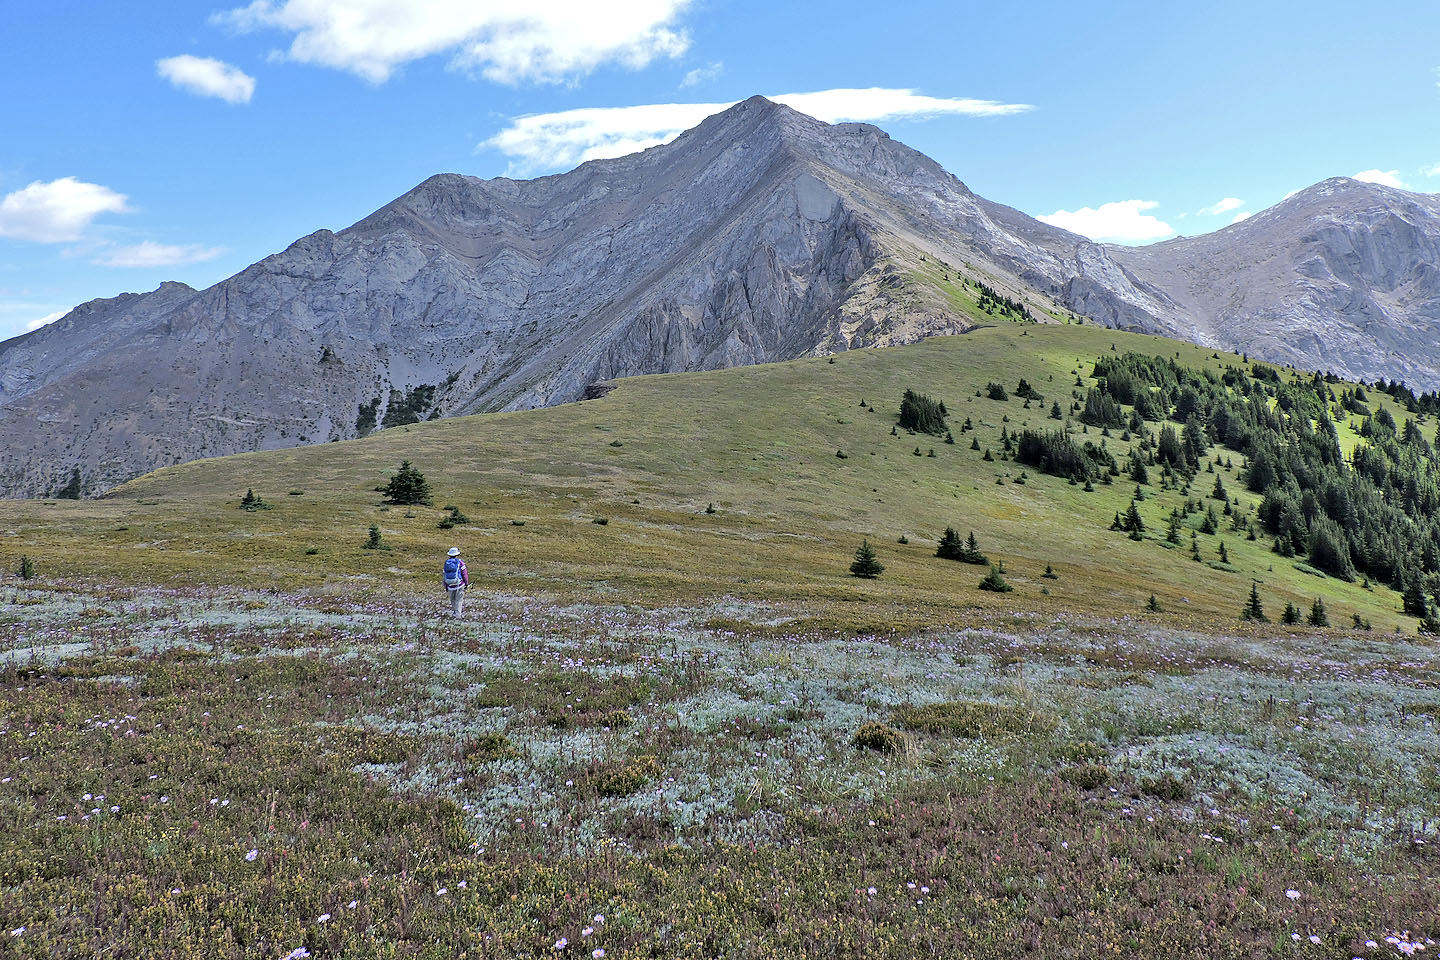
[936,526,965,561]
[1147,594,1161,612]
[1166,512,1183,544]
[1241,581,1268,622]
[1212,474,1227,500]
[1307,597,1329,627]
[383,460,432,506]
[963,531,987,564]
[1124,501,1145,534]
[363,523,386,550]
[978,565,1013,592]
[849,540,884,579]
[1403,578,1429,617]
[1218,541,1229,564]
[1281,601,1302,624]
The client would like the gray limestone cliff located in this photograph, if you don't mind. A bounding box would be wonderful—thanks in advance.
[2,97,1437,497]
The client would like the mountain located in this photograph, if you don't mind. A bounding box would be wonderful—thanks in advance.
[2,96,1437,497]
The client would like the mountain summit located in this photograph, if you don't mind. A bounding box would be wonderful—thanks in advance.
[3,97,1438,497]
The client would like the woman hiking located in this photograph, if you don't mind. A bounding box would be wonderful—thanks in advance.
[442,547,469,616]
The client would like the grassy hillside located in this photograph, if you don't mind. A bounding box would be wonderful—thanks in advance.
[0,322,1425,634]
[3,322,1438,958]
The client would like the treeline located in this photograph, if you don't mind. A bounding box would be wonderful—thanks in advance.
[1090,352,1440,613]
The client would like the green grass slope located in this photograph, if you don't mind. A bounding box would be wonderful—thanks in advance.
[0,322,1425,633]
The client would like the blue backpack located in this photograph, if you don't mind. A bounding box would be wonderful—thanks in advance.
[443,557,464,587]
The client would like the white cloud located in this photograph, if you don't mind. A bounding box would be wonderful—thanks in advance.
[156,55,256,104]
[679,60,722,88]
[0,177,130,244]
[24,310,66,332]
[1036,200,1174,244]
[1352,168,1407,189]
[1422,162,1440,178]
[1230,211,1252,224]
[93,241,225,268]
[1198,197,1243,216]
[220,0,693,84]
[482,88,1034,173]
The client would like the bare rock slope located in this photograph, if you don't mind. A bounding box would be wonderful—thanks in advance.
[1,97,1437,496]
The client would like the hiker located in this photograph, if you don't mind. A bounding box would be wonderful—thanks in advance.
[442,547,468,616]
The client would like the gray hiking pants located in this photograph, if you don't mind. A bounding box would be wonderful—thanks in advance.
[448,586,465,616]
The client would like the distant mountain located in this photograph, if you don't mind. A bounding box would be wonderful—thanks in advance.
[1107,179,1440,385]
[2,96,1437,497]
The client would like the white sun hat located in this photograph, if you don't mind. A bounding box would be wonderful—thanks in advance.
[447,547,461,557]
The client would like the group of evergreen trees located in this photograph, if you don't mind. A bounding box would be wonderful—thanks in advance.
[898,390,948,436]
[1089,351,1440,624]
[1014,429,1117,482]
[935,527,987,564]
[972,280,1034,322]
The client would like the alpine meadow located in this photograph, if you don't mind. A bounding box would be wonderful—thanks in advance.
[4,4,1440,956]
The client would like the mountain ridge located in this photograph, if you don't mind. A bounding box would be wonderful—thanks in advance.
[2,95,1438,497]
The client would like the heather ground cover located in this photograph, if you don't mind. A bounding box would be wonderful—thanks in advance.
[2,580,1435,958]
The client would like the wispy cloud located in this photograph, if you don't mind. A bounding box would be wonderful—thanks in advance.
[1198,197,1243,216]
[0,177,131,244]
[679,61,723,88]
[1036,200,1174,244]
[1352,168,1407,189]
[1230,211,1252,224]
[156,55,256,103]
[482,88,1035,174]
[1422,162,1440,178]
[220,0,693,85]
[93,241,224,268]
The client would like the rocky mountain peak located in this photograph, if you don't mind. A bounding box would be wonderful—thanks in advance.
[2,101,1438,498]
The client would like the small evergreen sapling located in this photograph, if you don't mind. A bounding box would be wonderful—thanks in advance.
[978,565,1013,592]
[1281,601,1302,625]
[363,523,388,550]
[16,555,35,580]
[1307,597,1329,627]
[849,540,884,579]
[238,488,270,511]
[1146,594,1162,612]
[1241,581,1268,622]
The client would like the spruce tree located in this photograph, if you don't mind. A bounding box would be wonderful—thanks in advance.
[383,460,432,506]
[1124,501,1145,534]
[963,531,988,564]
[1212,474,1227,500]
[978,565,1013,592]
[1146,594,1161,612]
[1218,541,1229,564]
[1241,581,1268,622]
[1281,601,1302,625]
[16,555,34,580]
[936,526,965,561]
[1403,578,1429,617]
[849,540,884,579]
[363,523,386,550]
[1307,597,1329,627]
[1166,513,1183,545]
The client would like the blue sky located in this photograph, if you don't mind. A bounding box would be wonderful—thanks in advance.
[2,0,1438,340]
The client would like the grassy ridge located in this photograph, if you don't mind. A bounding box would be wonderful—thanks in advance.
[0,323,1421,632]
[3,323,1438,957]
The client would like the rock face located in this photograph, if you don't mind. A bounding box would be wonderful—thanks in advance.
[1106,179,1440,386]
[2,96,1438,497]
